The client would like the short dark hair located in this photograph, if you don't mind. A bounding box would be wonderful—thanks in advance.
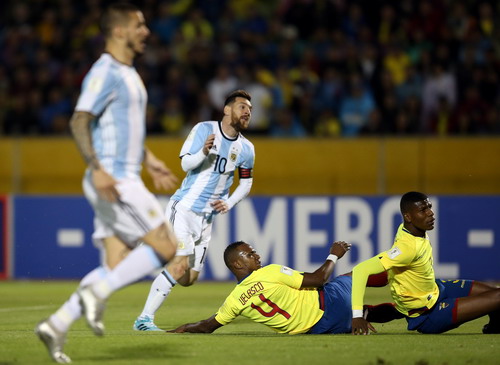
[224,90,251,107]
[400,191,428,214]
[100,2,139,38]
[223,241,247,269]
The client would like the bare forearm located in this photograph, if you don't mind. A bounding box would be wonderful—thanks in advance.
[301,241,351,288]
[69,111,100,170]
[172,316,222,333]
[301,260,335,288]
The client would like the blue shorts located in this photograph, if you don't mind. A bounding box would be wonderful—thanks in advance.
[406,279,474,334]
[308,275,352,334]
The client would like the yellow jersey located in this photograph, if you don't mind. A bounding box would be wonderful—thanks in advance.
[378,224,439,317]
[214,264,323,334]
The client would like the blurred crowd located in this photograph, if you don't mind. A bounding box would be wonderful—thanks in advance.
[1,0,500,138]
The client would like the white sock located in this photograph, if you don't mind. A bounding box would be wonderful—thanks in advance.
[140,270,177,318]
[92,245,163,299]
[50,266,107,332]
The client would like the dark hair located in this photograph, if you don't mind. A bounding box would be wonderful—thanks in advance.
[224,90,251,107]
[400,191,428,214]
[223,241,247,268]
[100,2,140,38]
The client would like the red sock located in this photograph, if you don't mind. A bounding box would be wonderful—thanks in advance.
[367,271,388,287]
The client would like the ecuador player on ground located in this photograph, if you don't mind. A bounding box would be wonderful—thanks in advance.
[351,191,500,335]
[169,240,401,335]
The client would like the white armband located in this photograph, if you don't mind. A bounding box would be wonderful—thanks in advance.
[326,254,338,264]
[353,309,364,318]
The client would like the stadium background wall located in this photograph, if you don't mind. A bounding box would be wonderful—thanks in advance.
[1,137,500,195]
[2,195,499,281]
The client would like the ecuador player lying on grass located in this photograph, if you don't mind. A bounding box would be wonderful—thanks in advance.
[170,241,403,334]
[351,191,500,335]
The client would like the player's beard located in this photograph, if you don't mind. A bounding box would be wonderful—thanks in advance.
[230,113,248,133]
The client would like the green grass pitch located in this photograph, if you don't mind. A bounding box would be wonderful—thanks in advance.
[1,280,499,365]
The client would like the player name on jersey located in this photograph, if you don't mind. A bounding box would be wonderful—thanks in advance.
[239,282,264,305]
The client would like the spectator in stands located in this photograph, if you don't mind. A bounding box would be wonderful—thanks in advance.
[0,0,500,138]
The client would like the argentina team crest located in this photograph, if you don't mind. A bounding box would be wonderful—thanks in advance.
[230,146,240,162]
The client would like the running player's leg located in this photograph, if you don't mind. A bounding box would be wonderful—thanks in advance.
[177,220,211,287]
[134,255,187,331]
[35,229,130,362]
[135,201,198,330]
[48,237,129,332]
[78,180,177,335]
[135,227,204,327]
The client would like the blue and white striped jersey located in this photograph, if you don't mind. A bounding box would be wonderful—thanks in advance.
[172,121,255,214]
[75,53,147,179]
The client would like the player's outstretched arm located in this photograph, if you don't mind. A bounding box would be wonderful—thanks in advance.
[351,257,386,335]
[168,315,223,334]
[301,241,351,288]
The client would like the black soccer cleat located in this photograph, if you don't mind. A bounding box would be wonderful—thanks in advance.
[482,323,500,334]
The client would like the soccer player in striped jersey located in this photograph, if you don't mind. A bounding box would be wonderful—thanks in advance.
[35,3,179,363]
[351,192,500,335]
[168,241,399,334]
[133,90,255,331]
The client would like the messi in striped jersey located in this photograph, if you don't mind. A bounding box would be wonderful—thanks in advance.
[134,90,255,331]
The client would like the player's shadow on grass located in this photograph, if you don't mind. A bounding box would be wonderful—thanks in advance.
[86,343,187,361]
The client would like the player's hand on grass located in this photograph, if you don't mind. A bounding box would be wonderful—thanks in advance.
[167,325,186,333]
[330,241,351,259]
[211,200,229,214]
[352,317,377,335]
[92,168,119,202]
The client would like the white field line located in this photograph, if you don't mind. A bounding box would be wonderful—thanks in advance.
[0,305,56,313]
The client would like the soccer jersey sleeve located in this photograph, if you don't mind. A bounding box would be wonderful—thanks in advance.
[378,238,416,270]
[75,65,118,117]
[180,122,213,157]
[351,256,386,313]
[214,295,241,325]
[266,264,304,289]
[239,141,255,170]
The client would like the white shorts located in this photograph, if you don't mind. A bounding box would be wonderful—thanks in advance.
[83,174,166,249]
[166,199,213,272]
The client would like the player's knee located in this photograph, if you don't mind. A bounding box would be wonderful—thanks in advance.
[145,223,177,262]
[179,276,198,287]
[176,267,199,286]
[168,259,189,281]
